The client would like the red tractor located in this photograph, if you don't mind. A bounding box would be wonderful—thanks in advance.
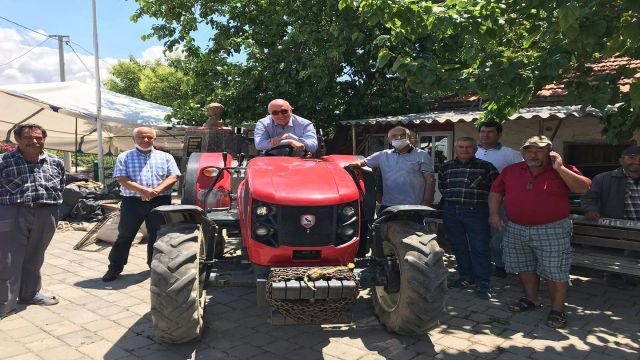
[149,143,448,343]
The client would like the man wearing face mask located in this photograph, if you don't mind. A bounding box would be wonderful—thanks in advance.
[348,126,435,211]
[102,127,181,282]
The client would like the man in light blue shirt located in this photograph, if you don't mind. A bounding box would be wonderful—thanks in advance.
[254,99,318,156]
[475,121,522,278]
[102,127,181,282]
[349,126,435,209]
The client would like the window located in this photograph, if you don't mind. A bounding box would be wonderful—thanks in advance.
[565,143,632,179]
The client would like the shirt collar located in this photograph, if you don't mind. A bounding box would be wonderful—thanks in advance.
[454,156,477,165]
[478,143,503,150]
[14,148,47,162]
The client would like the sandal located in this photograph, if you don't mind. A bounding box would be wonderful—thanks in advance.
[546,310,567,329]
[508,297,541,312]
[18,293,59,306]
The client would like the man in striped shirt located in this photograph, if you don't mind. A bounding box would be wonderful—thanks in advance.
[439,137,499,299]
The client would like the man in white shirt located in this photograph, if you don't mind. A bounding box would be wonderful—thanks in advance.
[475,121,522,278]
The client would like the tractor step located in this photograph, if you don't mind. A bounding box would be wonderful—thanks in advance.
[269,279,358,300]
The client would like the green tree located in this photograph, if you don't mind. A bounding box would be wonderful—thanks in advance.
[340,0,640,143]
[131,0,439,130]
[104,56,203,123]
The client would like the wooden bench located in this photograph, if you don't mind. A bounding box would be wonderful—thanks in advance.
[570,215,640,277]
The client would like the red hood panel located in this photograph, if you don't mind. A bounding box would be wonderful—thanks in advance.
[247,157,359,206]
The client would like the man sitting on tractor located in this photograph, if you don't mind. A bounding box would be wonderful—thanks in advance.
[253,99,318,156]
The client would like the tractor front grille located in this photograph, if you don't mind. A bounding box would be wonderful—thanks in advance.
[278,205,336,247]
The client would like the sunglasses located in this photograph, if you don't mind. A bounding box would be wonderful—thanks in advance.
[270,109,290,116]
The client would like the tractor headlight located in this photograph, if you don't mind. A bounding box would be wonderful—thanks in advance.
[202,167,220,177]
[342,206,356,217]
[256,205,271,216]
[255,224,271,237]
[340,226,355,237]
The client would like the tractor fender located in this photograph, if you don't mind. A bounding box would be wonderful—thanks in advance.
[373,205,438,225]
[182,152,233,208]
[152,205,212,231]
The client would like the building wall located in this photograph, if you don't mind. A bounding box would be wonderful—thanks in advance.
[452,116,638,156]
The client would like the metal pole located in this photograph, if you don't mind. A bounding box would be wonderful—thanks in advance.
[50,35,73,171]
[351,125,356,155]
[52,35,67,82]
[92,0,104,183]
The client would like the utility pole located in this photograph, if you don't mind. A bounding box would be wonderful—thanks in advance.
[50,35,72,171]
[49,35,68,82]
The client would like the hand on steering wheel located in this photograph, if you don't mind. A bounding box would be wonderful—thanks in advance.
[263,144,309,157]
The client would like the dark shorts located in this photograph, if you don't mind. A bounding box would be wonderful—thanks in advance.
[503,218,572,281]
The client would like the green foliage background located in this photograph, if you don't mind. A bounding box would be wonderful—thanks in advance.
[109,0,640,144]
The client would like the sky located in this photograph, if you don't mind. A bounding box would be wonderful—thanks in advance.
[0,0,181,86]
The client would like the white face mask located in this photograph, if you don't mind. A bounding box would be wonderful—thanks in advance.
[391,139,410,149]
[135,144,154,151]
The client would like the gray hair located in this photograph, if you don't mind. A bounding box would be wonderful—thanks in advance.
[455,137,477,147]
[132,127,156,137]
[387,126,410,137]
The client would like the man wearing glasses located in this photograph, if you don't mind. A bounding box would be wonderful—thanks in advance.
[489,135,590,329]
[254,99,318,156]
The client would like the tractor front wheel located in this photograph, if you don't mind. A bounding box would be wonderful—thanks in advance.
[373,220,448,336]
[150,223,205,343]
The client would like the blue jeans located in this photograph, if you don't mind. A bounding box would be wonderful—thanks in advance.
[442,203,491,285]
[107,195,171,272]
[490,206,507,267]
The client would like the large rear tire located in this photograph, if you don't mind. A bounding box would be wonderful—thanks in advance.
[150,223,205,343]
[373,220,448,336]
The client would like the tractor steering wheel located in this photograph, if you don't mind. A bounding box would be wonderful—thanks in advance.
[263,144,309,157]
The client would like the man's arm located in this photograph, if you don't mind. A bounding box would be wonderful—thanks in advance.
[281,120,318,152]
[550,151,591,194]
[117,176,155,199]
[253,118,273,151]
[422,172,434,206]
[581,174,603,219]
[488,192,505,229]
[151,175,178,196]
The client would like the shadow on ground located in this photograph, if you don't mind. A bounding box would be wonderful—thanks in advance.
[74,270,150,291]
[100,253,639,359]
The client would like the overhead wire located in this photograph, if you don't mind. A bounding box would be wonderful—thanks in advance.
[0,15,119,71]
[0,37,51,67]
[0,15,48,37]
[65,41,94,77]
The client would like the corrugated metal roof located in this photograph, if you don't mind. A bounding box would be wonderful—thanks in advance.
[339,105,601,126]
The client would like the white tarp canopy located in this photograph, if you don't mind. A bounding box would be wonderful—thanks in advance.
[0,81,186,154]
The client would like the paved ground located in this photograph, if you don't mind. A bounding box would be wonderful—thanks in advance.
[1,229,639,360]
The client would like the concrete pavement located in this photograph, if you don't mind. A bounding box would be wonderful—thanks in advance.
[1,229,639,359]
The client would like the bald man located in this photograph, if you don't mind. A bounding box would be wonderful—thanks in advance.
[254,99,318,156]
[102,127,181,282]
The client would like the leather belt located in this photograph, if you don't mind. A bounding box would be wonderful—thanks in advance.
[13,203,56,208]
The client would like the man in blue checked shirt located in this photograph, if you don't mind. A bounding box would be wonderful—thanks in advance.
[102,127,181,282]
[253,99,318,156]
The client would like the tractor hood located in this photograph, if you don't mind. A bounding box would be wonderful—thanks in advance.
[246,157,360,206]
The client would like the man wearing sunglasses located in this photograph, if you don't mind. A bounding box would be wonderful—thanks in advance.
[254,99,318,156]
